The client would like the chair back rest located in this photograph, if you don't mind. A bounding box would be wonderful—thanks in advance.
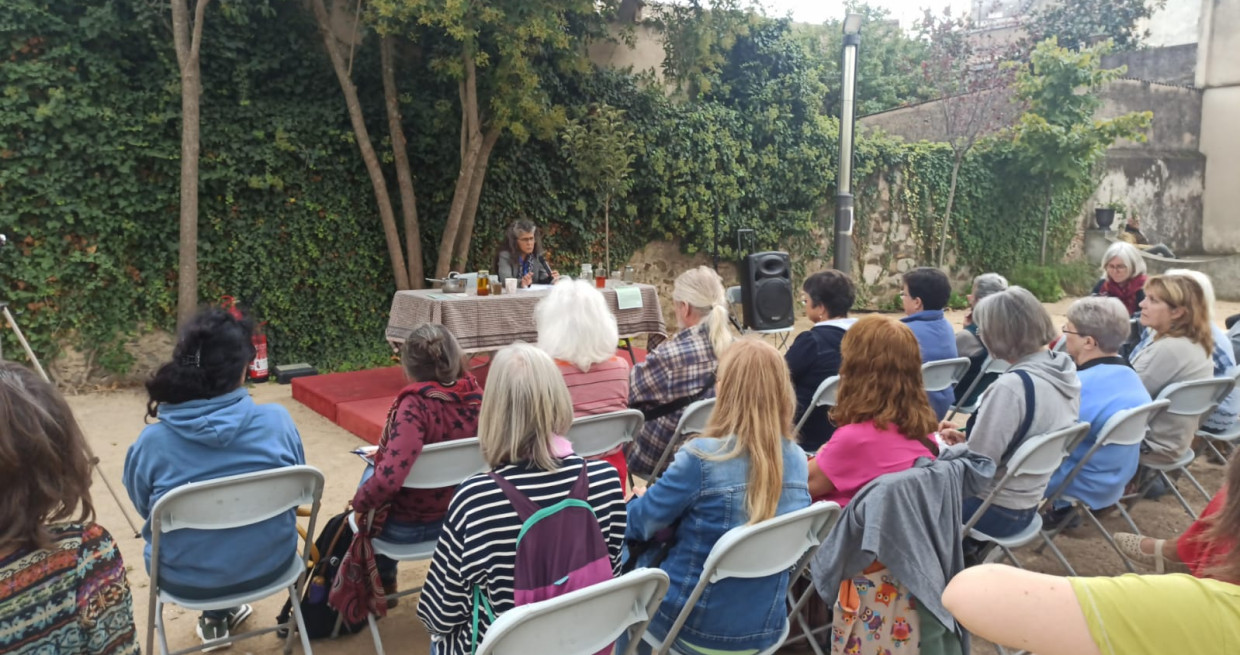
[725,285,742,305]
[151,465,325,534]
[922,357,972,392]
[812,375,840,409]
[566,410,645,458]
[476,568,670,655]
[402,437,489,489]
[964,424,1086,532]
[1094,399,1172,448]
[1157,377,1235,419]
[673,398,715,439]
[702,502,841,584]
[983,357,1011,375]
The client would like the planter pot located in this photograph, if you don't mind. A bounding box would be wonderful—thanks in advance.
[1095,208,1116,230]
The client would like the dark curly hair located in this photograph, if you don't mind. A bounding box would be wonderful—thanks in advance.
[145,307,255,419]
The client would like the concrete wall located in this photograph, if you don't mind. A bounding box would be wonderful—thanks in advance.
[859,88,1022,143]
[1198,0,1240,88]
[587,23,667,83]
[1102,44,1198,86]
[1086,151,1205,254]
[1198,0,1240,255]
[1098,79,1201,150]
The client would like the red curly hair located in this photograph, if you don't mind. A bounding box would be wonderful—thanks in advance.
[830,314,938,444]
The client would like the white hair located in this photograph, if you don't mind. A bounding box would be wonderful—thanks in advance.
[971,273,1009,304]
[1067,296,1132,354]
[1165,269,1217,321]
[536,279,619,372]
[673,266,734,356]
[1101,241,1146,280]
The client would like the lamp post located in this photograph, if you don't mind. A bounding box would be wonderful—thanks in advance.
[835,13,862,277]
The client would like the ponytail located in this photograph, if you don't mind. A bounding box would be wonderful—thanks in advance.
[705,303,733,356]
[673,266,736,357]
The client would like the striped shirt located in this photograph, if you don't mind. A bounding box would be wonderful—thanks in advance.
[416,456,626,655]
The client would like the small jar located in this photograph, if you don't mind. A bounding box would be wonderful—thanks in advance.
[581,263,593,280]
[623,265,635,283]
[477,269,490,296]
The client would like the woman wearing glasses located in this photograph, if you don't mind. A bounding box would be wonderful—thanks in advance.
[496,219,558,288]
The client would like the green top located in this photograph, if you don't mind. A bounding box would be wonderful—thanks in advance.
[1069,573,1240,655]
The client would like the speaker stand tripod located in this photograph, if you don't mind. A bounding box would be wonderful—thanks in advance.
[0,301,142,537]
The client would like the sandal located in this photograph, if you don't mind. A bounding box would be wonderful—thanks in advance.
[1115,532,1167,573]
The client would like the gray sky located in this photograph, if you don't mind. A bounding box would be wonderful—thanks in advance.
[758,0,975,29]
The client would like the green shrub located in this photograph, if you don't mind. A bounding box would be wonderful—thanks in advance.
[947,290,970,311]
[1007,264,1064,302]
[1053,260,1100,297]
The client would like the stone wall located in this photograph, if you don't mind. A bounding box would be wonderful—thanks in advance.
[1102,44,1198,86]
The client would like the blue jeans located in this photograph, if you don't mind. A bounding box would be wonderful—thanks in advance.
[962,497,1037,538]
[375,519,444,584]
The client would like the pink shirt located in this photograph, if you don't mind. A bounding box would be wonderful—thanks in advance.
[557,356,631,417]
[814,421,936,507]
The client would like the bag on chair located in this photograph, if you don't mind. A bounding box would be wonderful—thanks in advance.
[276,509,367,640]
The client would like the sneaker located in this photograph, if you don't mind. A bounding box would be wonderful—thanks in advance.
[195,605,252,652]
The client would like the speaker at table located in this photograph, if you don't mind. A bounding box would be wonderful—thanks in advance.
[740,251,794,331]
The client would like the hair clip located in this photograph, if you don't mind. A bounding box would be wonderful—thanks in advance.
[180,348,201,368]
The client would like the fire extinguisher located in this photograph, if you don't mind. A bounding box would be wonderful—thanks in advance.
[220,295,270,382]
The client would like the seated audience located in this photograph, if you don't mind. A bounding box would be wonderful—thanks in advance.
[627,266,734,478]
[495,219,558,287]
[124,308,306,649]
[1043,297,1151,527]
[786,270,856,451]
[1092,241,1147,316]
[1129,275,1213,466]
[621,338,810,654]
[417,343,625,655]
[0,362,139,655]
[939,287,1080,540]
[810,314,937,506]
[351,324,482,600]
[943,563,1240,655]
[954,272,1009,406]
[900,267,960,419]
[1163,269,1238,434]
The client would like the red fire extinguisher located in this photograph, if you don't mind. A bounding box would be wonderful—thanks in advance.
[220,295,270,382]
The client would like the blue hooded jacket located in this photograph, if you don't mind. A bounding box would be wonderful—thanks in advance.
[901,310,960,419]
[123,387,306,591]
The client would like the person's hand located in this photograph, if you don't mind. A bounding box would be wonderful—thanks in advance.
[550,270,560,282]
[963,311,974,328]
[939,428,967,446]
[627,484,647,501]
[521,271,533,287]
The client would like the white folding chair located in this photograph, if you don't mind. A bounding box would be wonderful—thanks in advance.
[147,465,325,655]
[782,501,846,655]
[646,398,716,484]
[1196,369,1240,464]
[726,285,792,350]
[567,409,645,458]
[1120,377,1234,525]
[922,357,971,393]
[946,356,1010,421]
[1037,400,1171,574]
[345,437,489,654]
[963,423,1090,568]
[640,502,842,655]
[793,375,840,438]
[475,568,671,655]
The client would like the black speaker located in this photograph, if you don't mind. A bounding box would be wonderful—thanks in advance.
[740,251,794,330]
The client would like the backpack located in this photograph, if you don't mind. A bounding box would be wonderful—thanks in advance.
[470,464,613,654]
[276,509,367,640]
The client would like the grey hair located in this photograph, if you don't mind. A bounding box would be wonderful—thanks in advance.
[1101,241,1146,280]
[971,273,1009,304]
[973,286,1057,362]
[536,279,620,372]
[1165,269,1217,321]
[1067,296,1132,355]
[476,343,574,472]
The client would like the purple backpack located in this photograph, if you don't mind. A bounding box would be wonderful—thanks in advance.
[470,464,614,653]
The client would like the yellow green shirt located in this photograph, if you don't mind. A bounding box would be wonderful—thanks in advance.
[1069,573,1240,655]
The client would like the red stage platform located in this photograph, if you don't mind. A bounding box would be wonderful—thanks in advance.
[294,347,647,444]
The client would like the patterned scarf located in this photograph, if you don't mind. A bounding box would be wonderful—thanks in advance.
[1100,273,1147,315]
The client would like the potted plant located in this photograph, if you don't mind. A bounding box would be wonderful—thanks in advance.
[1095,200,1124,230]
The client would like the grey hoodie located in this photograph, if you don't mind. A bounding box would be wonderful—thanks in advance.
[967,350,1081,509]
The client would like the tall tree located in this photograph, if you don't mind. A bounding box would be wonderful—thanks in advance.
[1027,0,1167,52]
[171,0,210,329]
[561,104,637,274]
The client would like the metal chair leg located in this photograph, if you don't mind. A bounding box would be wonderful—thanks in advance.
[1161,471,1200,520]
[1082,506,1137,573]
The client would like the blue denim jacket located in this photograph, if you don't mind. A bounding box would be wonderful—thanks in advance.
[626,436,810,652]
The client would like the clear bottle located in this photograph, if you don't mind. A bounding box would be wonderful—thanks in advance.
[581,263,593,281]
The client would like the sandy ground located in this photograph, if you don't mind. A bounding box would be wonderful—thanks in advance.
[75,297,1240,654]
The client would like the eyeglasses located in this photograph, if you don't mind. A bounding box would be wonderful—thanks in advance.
[517,236,536,243]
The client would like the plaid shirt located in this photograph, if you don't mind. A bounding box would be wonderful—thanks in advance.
[627,321,719,477]
[1131,325,1239,430]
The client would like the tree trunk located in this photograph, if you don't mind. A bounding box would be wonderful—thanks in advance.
[936,151,963,268]
[381,36,423,288]
[1040,180,1054,265]
[435,49,483,280]
[604,193,611,275]
[452,127,501,272]
[310,0,410,290]
[172,0,209,330]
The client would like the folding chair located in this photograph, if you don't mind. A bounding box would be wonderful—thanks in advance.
[1037,400,1171,575]
[792,375,840,437]
[567,409,645,458]
[345,438,489,654]
[1196,369,1240,464]
[1119,377,1234,526]
[946,356,1010,421]
[147,465,325,655]
[725,285,792,350]
[475,568,671,655]
[782,501,846,655]
[645,398,716,484]
[640,502,842,655]
[922,357,971,393]
[963,423,1090,568]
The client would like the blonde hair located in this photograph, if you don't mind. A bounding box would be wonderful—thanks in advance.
[699,338,795,524]
[476,343,574,471]
[536,279,620,372]
[1144,275,1214,356]
[1165,269,1217,322]
[673,266,734,356]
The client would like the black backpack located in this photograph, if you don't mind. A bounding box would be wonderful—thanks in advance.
[276,509,367,639]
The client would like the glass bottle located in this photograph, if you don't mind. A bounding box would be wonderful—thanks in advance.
[477,269,490,296]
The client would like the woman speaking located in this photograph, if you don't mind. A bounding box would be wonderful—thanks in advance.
[496,219,558,288]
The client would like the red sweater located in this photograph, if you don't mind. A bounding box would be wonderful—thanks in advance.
[352,376,482,524]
